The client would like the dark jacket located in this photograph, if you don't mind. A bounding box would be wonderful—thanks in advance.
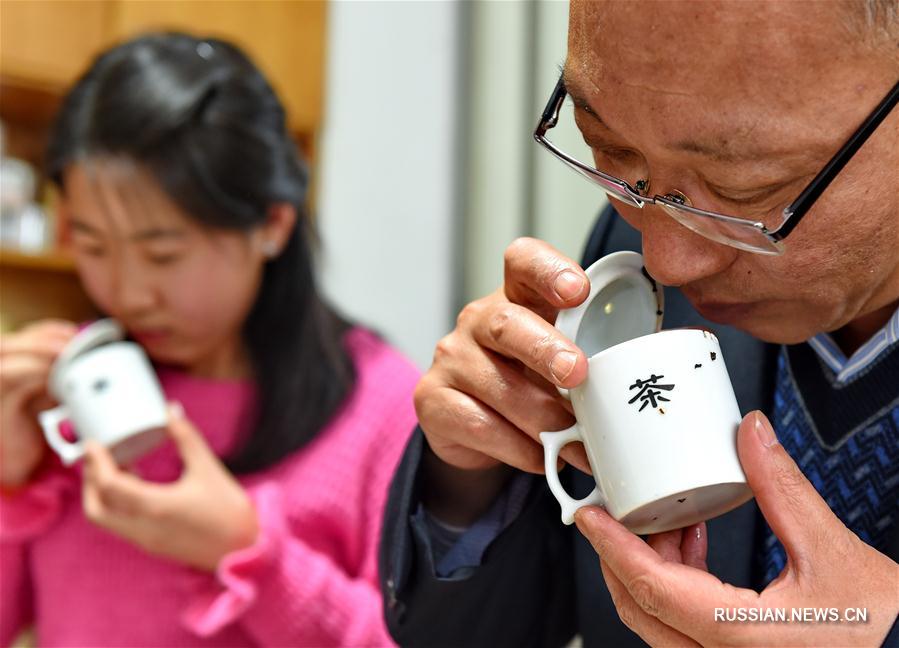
[379,207,897,647]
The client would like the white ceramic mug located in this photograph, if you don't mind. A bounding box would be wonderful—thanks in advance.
[39,320,167,466]
[539,252,752,534]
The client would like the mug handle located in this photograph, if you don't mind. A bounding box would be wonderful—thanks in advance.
[39,406,85,465]
[539,425,605,525]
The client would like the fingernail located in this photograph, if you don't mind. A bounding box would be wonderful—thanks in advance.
[573,507,593,529]
[554,271,586,301]
[550,351,578,383]
[574,507,603,538]
[754,411,778,448]
[169,401,185,420]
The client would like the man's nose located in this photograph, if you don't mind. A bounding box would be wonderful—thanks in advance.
[632,202,738,287]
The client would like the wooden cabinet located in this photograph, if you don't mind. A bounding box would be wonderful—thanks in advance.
[1,0,326,135]
[0,250,97,332]
[0,1,114,90]
[113,1,326,134]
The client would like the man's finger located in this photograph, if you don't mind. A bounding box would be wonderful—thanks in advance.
[646,528,684,563]
[680,523,709,571]
[574,506,756,639]
[419,386,547,474]
[503,237,590,318]
[600,560,701,647]
[471,300,588,388]
[442,345,576,441]
[737,410,846,570]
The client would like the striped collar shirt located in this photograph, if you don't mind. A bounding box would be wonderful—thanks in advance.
[806,306,899,384]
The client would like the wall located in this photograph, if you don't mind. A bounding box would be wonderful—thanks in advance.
[462,0,608,303]
[317,1,609,368]
[316,1,463,368]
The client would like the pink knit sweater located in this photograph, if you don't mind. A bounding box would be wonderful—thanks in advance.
[0,328,418,647]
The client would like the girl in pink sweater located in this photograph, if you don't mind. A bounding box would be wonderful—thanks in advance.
[0,33,418,647]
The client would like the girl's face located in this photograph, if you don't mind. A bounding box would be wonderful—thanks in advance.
[62,160,286,379]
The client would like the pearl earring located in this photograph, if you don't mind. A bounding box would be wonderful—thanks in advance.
[262,240,279,258]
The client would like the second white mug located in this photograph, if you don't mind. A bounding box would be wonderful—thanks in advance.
[40,320,168,466]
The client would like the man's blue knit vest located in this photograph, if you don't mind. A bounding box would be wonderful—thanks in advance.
[759,343,899,585]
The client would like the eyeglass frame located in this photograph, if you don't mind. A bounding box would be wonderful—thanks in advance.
[534,74,899,251]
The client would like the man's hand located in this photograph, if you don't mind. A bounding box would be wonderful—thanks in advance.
[414,238,593,523]
[574,411,899,647]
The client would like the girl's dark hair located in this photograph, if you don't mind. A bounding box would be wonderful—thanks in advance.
[46,32,356,473]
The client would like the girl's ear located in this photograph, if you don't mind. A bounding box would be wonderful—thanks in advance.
[258,203,297,259]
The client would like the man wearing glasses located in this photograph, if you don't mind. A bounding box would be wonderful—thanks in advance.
[380,2,898,646]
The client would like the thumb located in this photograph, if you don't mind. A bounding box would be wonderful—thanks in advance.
[165,402,213,470]
[737,410,843,568]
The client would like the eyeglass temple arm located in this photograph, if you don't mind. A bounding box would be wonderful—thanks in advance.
[777,79,899,238]
[535,75,567,139]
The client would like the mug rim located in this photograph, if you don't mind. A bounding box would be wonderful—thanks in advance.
[583,326,720,364]
[49,340,144,399]
[556,251,663,358]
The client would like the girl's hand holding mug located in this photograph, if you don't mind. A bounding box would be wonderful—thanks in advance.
[0,320,78,487]
[82,403,259,571]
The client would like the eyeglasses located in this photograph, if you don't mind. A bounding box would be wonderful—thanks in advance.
[534,75,899,255]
